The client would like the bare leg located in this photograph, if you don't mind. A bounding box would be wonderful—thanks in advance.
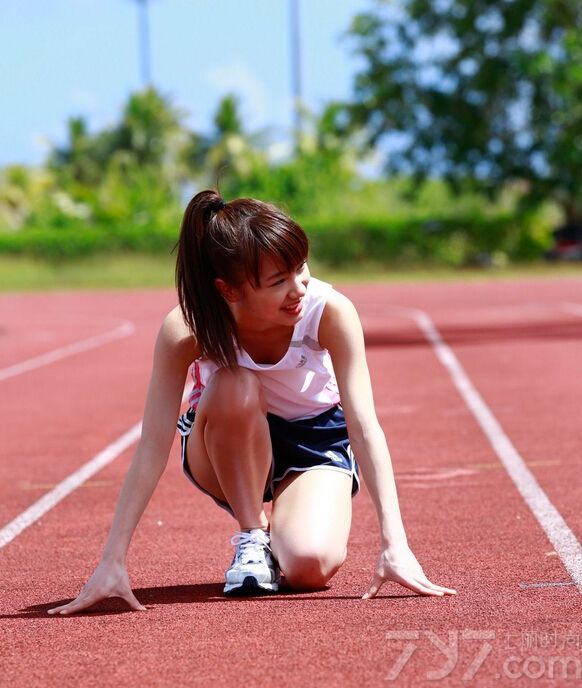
[270,469,353,590]
[185,368,272,531]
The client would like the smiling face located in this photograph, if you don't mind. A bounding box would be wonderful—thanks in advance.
[216,255,310,333]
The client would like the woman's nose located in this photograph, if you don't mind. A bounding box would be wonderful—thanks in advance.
[291,275,308,297]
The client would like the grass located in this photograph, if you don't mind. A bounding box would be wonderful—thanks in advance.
[0,254,178,291]
[0,253,580,292]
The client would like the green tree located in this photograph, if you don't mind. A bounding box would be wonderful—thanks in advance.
[344,0,582,224]
[50,117,103,186]
[50,88,183,184]
[217,101,358,217]
[44,88,189,229]
[114,87,182,168]
[214,93,244,136]
[203,94,270,189]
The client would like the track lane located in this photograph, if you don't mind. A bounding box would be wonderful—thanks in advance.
[1,281,581,687]
[413,306,582,593]
[0,291,176,525]
[0,292,139,369]
[0,320,134,383]
[424,301,582,578]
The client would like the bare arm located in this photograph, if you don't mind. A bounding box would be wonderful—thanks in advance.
[100,307,198,563]
[320,290,456,599]
[49,306,200,614]
[320,291,407,546]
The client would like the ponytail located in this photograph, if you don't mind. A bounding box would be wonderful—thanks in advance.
[176,190,238,368]
[175,189,309,369]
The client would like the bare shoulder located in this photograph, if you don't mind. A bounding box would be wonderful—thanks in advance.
[323,288,359,317]
[156,305,201,363]
[319,288,362,349]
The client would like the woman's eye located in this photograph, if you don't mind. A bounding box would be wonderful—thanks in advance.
[269,262,305,287]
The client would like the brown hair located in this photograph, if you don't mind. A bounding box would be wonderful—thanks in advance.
[175,189,309,368]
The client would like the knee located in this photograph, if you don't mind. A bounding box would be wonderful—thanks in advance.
[203,368,266,419]
[281,547,347,591]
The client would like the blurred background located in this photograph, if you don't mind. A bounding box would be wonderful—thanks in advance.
[1,0,581,288]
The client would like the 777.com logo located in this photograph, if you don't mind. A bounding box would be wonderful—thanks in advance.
[384,630,582,682]
[385,630,495,681]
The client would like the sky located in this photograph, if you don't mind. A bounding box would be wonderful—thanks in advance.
[0,0,374,167]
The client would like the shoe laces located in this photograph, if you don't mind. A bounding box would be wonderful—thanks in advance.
[230,529,272,564]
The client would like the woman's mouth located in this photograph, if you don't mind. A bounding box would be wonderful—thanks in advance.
[282,300,303,316]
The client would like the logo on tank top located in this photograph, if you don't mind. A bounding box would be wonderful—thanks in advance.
[297,354,307,368]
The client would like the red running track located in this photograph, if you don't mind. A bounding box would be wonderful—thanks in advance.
[1,277,581,687]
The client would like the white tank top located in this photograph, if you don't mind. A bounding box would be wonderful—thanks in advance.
[189,277,340,421]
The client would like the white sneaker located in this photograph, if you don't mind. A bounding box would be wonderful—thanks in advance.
[224,528,280,596]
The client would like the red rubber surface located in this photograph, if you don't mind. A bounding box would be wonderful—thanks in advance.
[1,278,581,687]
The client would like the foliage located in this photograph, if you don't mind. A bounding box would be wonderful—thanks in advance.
[50,88,184,183]
[0,196,553,266]
[307,210,550,266]
[343,0,582,223]
[217,102,360,217]
[0,83,557,267]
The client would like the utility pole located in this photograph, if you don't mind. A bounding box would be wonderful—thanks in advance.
[136,0,152,88]
[289,0,303,150]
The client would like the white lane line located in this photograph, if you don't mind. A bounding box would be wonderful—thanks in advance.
[398,468,478,481]
[0,421,142,549]
[0,320,135,382]
[519,581,576,589]
[410,308,582,595]
[0,387,190,550]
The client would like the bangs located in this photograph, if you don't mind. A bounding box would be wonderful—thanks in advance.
[241,215,309,287]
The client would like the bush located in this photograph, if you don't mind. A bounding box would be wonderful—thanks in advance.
[0,223,180,259]
[0,209,552,265]
[305,212,552,266]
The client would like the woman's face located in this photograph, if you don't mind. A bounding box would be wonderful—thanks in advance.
[223,255,310,331]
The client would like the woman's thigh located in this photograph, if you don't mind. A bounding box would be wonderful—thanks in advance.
[269,469,353,587]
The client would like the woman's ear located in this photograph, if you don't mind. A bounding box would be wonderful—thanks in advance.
[215,278,241,303]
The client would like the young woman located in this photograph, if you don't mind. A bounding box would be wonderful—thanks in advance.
[48,190,455,614]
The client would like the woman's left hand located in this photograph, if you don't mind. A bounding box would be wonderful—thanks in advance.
[363,542,457,599]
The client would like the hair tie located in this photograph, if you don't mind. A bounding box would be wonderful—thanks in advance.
[216,200,225,211]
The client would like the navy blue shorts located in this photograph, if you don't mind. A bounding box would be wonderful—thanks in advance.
[177,404,360,518]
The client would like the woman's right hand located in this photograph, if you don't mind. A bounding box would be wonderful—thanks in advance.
[47,561,147,615]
